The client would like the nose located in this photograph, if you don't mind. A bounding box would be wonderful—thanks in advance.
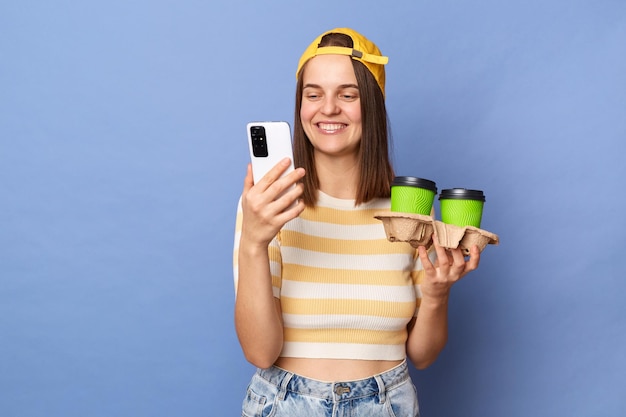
[320,96,340,115]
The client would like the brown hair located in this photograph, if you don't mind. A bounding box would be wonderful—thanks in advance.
[293,32,394,207]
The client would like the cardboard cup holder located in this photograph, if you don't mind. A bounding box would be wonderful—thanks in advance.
[374,211,499,255]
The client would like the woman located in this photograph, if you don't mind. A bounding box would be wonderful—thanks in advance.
[234,28,480,417]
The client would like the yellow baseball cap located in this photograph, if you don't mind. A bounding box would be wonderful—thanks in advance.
[296,28,389,96]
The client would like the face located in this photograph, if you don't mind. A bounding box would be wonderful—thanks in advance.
[300,54,362,160]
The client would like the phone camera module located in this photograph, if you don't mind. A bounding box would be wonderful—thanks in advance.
[251,126,268,157]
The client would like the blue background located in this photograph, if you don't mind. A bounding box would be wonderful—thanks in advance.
[2,1,625,416]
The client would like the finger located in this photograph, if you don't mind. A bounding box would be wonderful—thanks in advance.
[286,166,306,182]
[271,181,305,212]
[418,246,435,271]
[265,165,304,196]
[449,247,467,268]
[282,196,306,218]
[432,234,452,270]
[266,194,306,230]
[277,167,306,190]
[465,245,481,271]
[257,158,293,188]
[243,163,254,193]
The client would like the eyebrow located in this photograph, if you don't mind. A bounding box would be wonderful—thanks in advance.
[303,83,359,90]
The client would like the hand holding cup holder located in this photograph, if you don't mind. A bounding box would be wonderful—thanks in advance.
[374,211,499,255]
[380,178,499,254]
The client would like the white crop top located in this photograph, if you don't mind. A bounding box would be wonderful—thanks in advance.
[234,191,425,360]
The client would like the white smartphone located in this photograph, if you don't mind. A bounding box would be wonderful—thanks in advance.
[247,121,295,184]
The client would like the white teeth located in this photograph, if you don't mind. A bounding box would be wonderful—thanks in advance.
[318,123,345,132]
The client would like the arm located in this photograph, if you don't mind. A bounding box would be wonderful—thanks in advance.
[234,160,305,368]
[405,237,480,369]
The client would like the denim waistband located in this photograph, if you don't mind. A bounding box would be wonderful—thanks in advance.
[256,360,410,402]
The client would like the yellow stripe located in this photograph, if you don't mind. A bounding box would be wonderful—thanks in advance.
[284,327,407,345]
[281,298,416,318]
[268,245,281,263]
[235,211,243,232]
[271,274,282,290]
[412,269,425,285]
[281,230,413,255]
[283,264,413,286]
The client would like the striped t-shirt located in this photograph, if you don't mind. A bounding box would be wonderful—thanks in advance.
[233,191,426,361]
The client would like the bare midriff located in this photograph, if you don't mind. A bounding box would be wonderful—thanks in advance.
[274,357,404,382]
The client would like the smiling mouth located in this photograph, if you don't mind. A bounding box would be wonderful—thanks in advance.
[317,123,347,133]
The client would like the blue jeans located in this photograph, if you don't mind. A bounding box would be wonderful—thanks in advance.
[241,360,419,417]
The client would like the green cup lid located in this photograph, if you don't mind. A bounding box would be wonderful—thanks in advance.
[392,176,437,193]
[439,188,486,201]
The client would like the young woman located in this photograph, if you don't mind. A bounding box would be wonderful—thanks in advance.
[234,28,481,417]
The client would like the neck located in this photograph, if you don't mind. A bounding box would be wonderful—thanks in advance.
[314,153,360,200]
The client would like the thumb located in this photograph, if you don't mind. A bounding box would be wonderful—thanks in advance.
[242,163,254,193]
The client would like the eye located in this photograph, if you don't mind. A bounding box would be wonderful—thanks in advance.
[339,91,359,101]
[303,88,322,101]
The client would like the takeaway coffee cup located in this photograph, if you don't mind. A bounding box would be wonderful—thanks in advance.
[390,176,437,215]
[439,188,486,228]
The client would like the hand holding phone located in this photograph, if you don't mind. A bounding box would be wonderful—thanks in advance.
[247,121,295,184]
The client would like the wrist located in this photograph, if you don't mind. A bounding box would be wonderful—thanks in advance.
[238,237,270,258]
[419,292,450,309]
